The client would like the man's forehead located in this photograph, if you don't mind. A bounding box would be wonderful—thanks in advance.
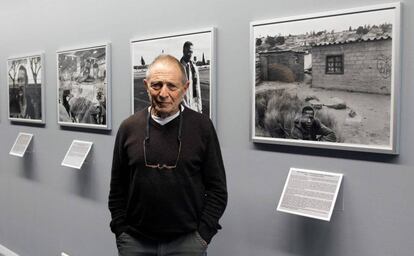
[150,59,181,72]
[147,60,182,78]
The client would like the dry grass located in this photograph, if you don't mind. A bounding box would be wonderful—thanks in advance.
[315,108,343,142]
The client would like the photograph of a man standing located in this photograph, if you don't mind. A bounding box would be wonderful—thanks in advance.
[131,29,213,119]
[180,41,202,113]
[109,54,227,256]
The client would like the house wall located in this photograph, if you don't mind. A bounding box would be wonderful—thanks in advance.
[255,54,262,84]
[312,39,392,94]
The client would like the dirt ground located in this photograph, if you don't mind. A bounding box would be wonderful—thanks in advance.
[256,77,391,146]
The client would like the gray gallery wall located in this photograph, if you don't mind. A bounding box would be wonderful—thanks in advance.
[1,0,413,255]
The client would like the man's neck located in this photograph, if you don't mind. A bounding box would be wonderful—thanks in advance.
[151,109,178,119]
[150,105,184,118]
[149,106,184,125]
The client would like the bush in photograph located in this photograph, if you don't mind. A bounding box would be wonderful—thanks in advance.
[265,36,277,47]
[268,64,295,82]
[315,108,343,142]
[264,90,301,138]
[255,93,267,128]
[275,36,285,45]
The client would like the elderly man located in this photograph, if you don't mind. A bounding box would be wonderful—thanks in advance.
[291,106,337,142]
[109,54,227,256]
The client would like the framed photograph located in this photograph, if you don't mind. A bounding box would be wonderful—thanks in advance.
[131,28,216,123]
[7,53,45,123]
[57,43,111,130]
[251,3,401,154]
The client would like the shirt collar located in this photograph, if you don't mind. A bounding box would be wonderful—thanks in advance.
[148,105,184,126]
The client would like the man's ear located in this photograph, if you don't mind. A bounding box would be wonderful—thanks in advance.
[183,81,189,92]
[144,79,152,100]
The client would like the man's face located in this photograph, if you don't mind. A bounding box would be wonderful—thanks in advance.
[17,69,27,88]
[144,60,188,117]
[302,110,315,129]
[183,45,193,59]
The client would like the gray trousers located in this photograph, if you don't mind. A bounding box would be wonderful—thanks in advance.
[116,231,208,256]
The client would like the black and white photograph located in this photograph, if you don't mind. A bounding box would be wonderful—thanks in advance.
[8,54,44,123]
[57,44,111,130]
[252,3,400,153]
[131,29,215,120]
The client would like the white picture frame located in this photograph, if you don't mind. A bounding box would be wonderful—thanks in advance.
[57,43,111,130]
[251,2,401,154]
[7,53,45,124]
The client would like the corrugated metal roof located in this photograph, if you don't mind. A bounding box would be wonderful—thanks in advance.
[258,49,306,54]
[314,35,391,46]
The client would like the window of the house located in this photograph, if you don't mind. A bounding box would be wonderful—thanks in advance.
[326,55,344,74]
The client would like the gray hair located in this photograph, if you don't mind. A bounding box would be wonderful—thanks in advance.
[145,54,188,84]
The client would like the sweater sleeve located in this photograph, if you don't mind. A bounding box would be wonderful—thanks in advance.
[108,123,129,236]
[198,120,228,244]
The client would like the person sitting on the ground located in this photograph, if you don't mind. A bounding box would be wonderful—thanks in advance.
[291,106,337,142]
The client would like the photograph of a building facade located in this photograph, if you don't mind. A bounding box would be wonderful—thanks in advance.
[253,4,399,153]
